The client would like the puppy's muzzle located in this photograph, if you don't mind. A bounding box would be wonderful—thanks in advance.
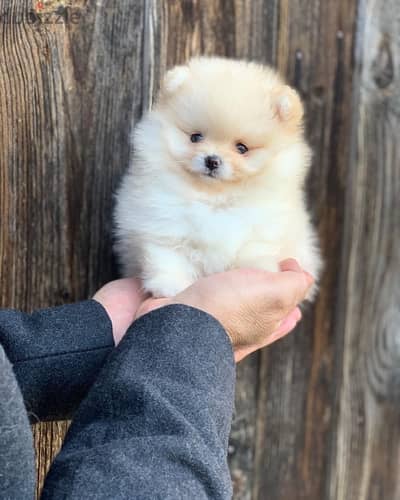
[204,155,222,172]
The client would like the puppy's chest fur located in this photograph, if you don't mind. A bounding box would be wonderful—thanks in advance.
[153,194,287,273]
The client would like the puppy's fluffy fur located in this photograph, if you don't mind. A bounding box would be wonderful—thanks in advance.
[115,57,322,297]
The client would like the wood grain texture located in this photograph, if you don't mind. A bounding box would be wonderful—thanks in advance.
[329,0,400,498]
[0,0,147,496]
[1,1,399,499]
[253,1,359,499]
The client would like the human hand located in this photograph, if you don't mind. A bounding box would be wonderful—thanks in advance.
[136,259,314,362]
[93,278,146,345]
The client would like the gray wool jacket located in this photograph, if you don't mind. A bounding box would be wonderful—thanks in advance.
[0,301,235,500]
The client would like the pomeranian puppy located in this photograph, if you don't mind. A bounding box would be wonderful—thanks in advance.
[114,57,322,298]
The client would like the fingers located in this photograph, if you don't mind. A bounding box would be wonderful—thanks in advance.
[279,259,315,288]
[234,307,302,362]
[279,259,314,288]
[274,261,314,307]
[279,258,303,273]
[273,307,302,338]
[259,307,302,349]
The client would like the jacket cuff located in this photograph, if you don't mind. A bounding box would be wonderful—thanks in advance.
[3,300,114,364]
[1,300,114,421]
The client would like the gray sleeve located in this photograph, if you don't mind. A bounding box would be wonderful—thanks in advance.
[42,304,236,500]
[0,300,114,421]
[0,345,35,499]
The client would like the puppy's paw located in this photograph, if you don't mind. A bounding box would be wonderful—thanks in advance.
[143,274,193,298]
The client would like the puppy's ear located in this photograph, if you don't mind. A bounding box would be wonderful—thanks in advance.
[273,85,304,129]
[162,65,190,96]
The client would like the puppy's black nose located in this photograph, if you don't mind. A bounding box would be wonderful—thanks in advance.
[205,155,222,171]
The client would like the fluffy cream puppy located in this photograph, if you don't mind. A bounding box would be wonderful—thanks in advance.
[115,57,322,298]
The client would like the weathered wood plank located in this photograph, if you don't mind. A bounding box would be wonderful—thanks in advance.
[0,0,147,496]
[253,1,358,499]
[329,1,400,498]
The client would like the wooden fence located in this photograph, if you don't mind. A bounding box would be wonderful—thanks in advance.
[0,1,399,499]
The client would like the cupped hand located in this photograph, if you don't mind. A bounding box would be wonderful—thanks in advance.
[93,278,146,345]
[136,259,314,362]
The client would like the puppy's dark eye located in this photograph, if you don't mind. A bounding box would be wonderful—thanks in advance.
[236,143,248,154]
[190,133,204,143]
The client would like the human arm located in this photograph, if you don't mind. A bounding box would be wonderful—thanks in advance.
[0,300,113,421]
[42,305,235,500]
[0,279,143,421]
[41,261,312,499]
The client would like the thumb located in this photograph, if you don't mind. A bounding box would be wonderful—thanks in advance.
[279,258,303,273]
[267,268,314,310]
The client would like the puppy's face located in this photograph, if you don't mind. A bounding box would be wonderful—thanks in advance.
[155,58,305,188]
